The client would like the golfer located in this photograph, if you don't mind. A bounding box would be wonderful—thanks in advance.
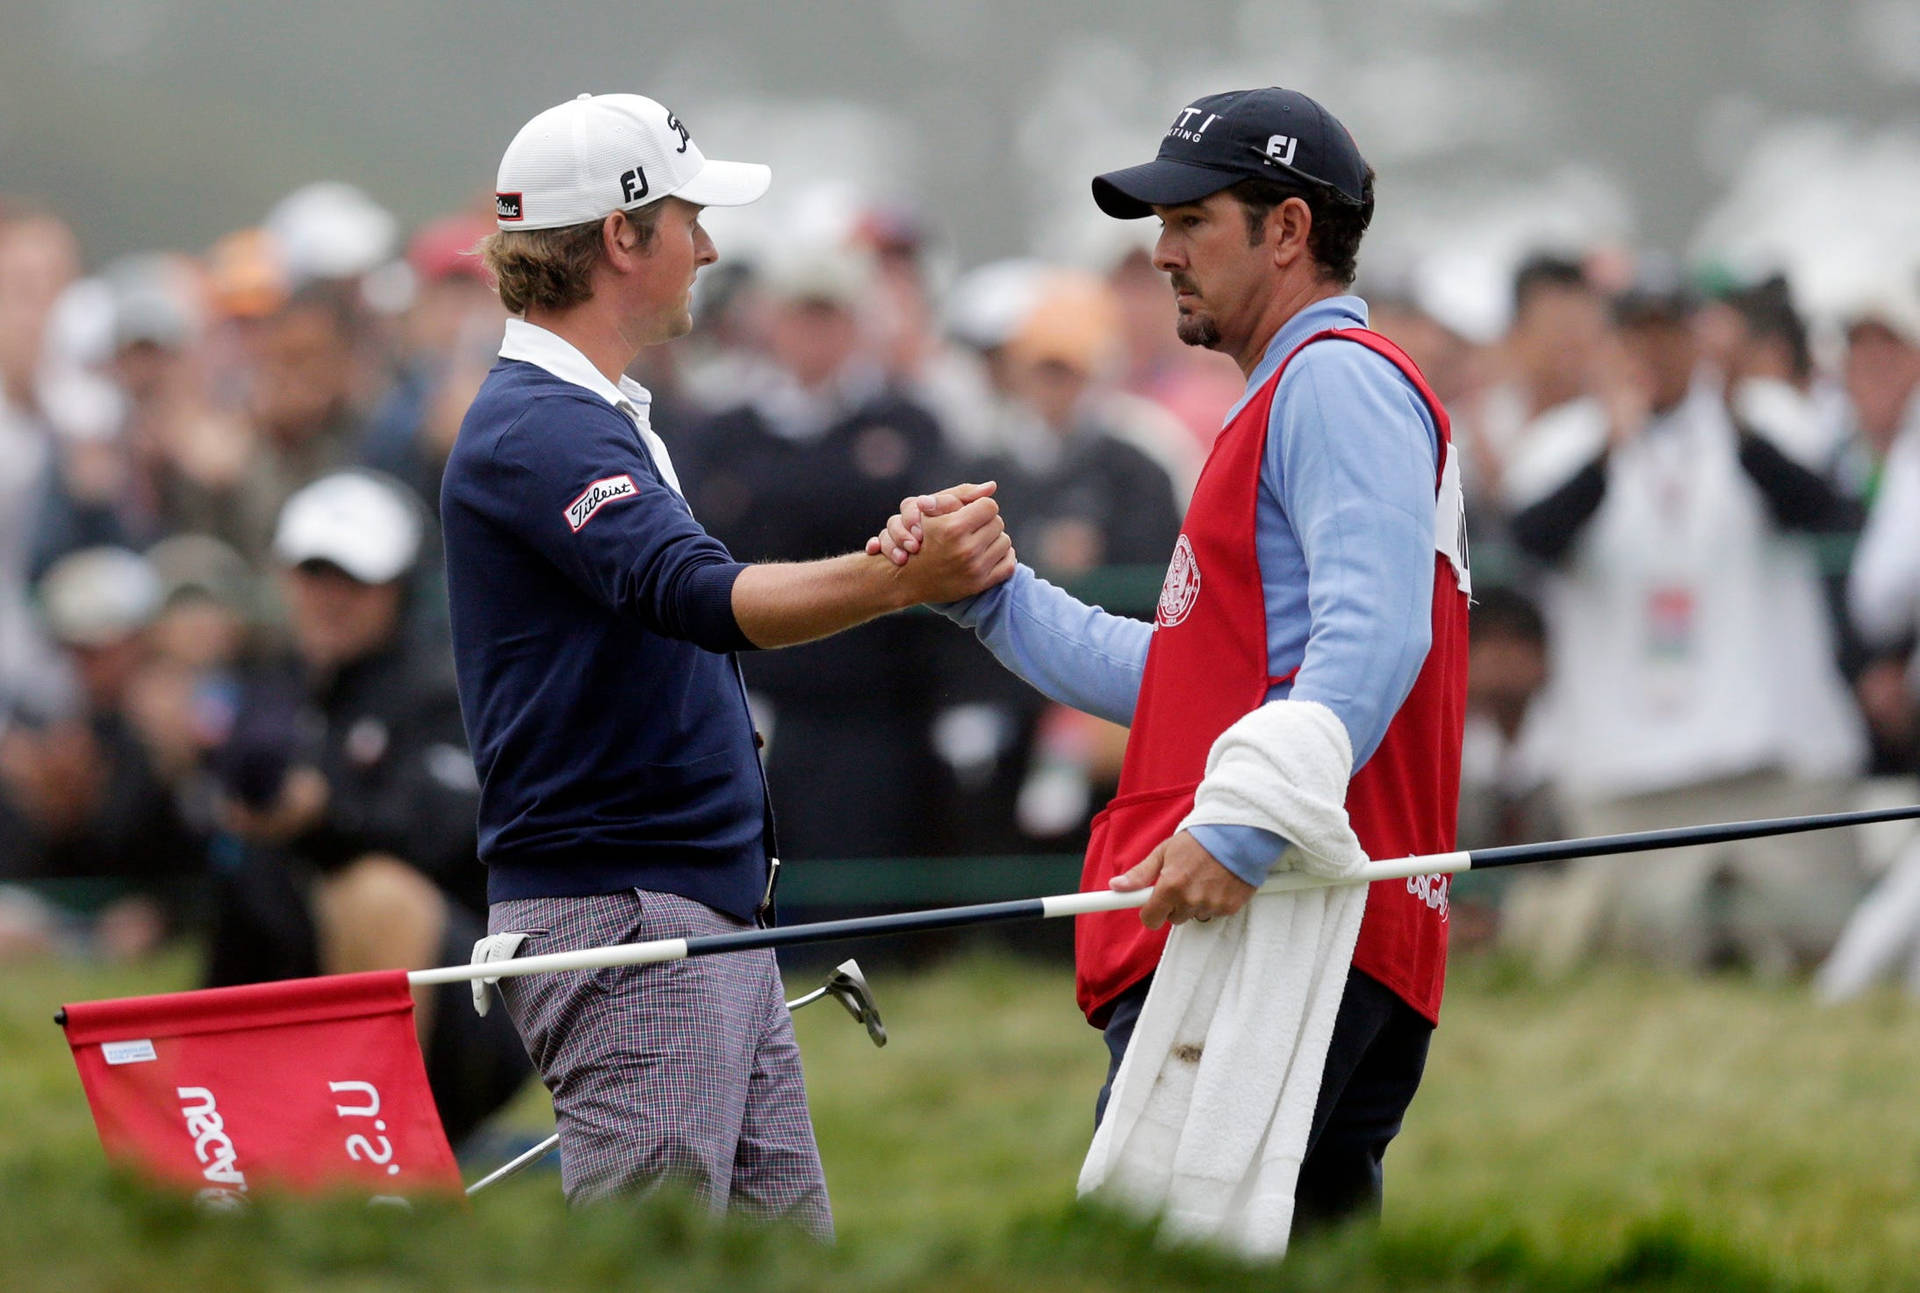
[876,87,1469,1230]
[441,93,1013,1234]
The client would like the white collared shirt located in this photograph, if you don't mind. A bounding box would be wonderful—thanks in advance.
[497,317,684,497]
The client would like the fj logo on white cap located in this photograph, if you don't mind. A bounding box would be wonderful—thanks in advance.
[620,167,649,204]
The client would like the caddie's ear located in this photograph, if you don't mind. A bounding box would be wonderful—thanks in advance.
[1271,196,1313,272]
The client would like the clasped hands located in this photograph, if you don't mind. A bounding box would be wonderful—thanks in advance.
[868,487,1252,930]
[865,481,1016,604]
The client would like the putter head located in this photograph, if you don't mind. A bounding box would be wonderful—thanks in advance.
[824,959,887,1047]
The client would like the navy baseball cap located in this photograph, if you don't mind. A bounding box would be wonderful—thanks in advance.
[1092,88,1369,219]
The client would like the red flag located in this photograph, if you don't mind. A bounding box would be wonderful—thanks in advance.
[62,970,463,1204]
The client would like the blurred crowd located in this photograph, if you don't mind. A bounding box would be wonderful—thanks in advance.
[1402,252,1920,989]
[2,170,1919,1007]
[0,183,1213,988]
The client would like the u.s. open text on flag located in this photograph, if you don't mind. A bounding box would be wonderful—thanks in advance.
[61,970,462,1202]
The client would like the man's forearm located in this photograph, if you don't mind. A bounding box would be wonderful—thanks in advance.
[735,494,1013,649]
[941,565,1149,725]
[731,553,909,649]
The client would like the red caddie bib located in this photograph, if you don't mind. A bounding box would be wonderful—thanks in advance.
[1075,326,1469,1027]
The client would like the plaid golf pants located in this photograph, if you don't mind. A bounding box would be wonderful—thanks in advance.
[488,888,833,1238]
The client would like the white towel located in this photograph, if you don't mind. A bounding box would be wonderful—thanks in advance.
[1078,700,1369,1258]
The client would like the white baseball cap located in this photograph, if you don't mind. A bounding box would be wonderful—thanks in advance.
[495,93,771,231]
[38,547,161,647]
[274,471,424,585]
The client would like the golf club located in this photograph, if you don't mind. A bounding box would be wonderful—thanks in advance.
[465,957,888,1195]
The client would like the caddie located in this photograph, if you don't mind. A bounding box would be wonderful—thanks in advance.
[441,92,1013,1234]
[874,86,1470,1233]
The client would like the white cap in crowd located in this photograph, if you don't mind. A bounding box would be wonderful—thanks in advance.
[38,547,162,647]
[1840,279,1920,349]
[760,242,875,309]
[943,258,1048,352]
[265,181,399,284]
[494,93,771,231]
[273,471,424,585]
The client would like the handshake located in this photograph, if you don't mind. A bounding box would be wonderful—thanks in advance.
[865,481,1018,606]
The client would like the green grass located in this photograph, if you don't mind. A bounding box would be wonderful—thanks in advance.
[3,950,1918,1290]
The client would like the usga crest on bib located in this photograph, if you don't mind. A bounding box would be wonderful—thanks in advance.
[1157,534,1201,628]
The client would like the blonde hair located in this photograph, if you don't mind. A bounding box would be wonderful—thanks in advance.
[477,202,663,315]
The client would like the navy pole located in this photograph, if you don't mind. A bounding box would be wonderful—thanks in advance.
[1464,803,1920,870]
[406,802,1920,989]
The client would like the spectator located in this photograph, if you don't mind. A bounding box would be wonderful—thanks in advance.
[678,245,959,861]
[1816,301,1920,996]
[1474,254,1611,517]
[929,256,1048,460]
[1456,586,1562,851]
[1839,289,1920,773]
[1501,272,1867,975]
[0,547,200,958]
[1722,276,1852,477]
[853,203,949,399]
[200,227,290,412]
[1451,585,1563,945]
[982,272,1183,580]
[359,212,505,503]
[1841,288,1920,483]
[33,256,257,571]
[205,471,527,1143]
[969,274,1184,844]
[1107,244,1242,457]
[1369,291,1484,419]
[132,534,259,831]
[230,283,373,562]
[0,210,85,714]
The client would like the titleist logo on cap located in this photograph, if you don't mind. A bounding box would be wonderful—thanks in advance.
[565,474,637,532]
[495,192,523,222]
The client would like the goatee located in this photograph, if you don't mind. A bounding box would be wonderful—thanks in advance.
[1176,312,1221,349]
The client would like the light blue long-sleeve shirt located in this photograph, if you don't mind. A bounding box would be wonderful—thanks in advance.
[941,295,1439,885]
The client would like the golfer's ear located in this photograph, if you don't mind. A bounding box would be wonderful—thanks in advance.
[603,212,642,266]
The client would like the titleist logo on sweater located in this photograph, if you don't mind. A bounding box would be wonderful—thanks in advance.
[565,474,638,532]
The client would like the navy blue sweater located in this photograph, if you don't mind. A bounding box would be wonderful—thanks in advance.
[442,359,773,918]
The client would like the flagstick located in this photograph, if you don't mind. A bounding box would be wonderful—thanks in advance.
[409,804,1920,990]
[464,1134,560,1195]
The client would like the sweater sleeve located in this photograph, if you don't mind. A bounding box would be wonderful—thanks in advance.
[1509,451,1608,563]
[484,397,752,653]
[1734,426,1865,534]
